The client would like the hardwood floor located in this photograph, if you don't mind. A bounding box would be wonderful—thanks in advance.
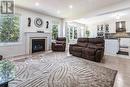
[11,51,130,87]
[101,55,130,87]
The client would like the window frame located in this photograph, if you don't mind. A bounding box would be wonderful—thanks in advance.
[0,14,22,46]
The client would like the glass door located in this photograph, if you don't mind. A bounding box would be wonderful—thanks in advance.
[67,25,78,44]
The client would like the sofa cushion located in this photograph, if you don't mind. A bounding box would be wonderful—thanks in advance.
[88,44,97,49]
[88,43,104,50]
[96,44,103,47]
[55,44,63,46]
[72,46,83,52]
[84,48,96,56]
[77,42,88,47]
[71,52,82,57]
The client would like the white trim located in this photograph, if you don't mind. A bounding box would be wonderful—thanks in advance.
[0,42,22,47]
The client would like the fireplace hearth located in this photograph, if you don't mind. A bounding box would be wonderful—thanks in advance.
[32,39,45,53]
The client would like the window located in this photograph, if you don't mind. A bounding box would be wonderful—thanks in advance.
[0,15,20,43]
[52,25,58,40]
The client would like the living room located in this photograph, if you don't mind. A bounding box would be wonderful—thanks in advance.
[0,0,130,87]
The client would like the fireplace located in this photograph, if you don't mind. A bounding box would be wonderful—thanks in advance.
[25,32,50,54]
[32,39,45,53]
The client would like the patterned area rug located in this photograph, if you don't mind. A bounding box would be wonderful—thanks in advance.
[9,53,117,87]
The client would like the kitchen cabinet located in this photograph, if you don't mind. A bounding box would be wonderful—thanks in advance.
[126,21,130,33]
[120,38,130,47]
[109,22,116,33]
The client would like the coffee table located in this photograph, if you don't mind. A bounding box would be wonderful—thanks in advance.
[0,61,15,87]
[0,72,15,87]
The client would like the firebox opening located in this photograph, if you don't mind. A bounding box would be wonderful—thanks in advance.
[32,39,45,53]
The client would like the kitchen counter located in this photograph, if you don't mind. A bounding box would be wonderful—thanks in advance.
[105,39,119,55]
[105,38,118,40]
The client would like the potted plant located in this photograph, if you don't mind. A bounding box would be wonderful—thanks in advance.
[86,29,90,38]
[0,60,15,82]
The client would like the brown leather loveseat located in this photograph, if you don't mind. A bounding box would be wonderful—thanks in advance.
[69,38,104,62]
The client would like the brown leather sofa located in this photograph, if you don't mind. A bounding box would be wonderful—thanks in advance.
[69,38,104,62]
[52,37,66,51]
[69,38,89,57]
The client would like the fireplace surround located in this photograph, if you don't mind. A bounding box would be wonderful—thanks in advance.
[25,32,51,54]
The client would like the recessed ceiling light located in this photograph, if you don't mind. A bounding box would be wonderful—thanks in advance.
[57,10,60,14]
[69,5,73,9]
[35,2,39,6]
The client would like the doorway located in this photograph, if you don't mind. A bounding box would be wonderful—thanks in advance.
[67,25,78,44]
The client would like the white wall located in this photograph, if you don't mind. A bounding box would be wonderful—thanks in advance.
[87,24,97,38]
[0,7,63,58]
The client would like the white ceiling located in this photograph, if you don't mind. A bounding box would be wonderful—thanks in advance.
[15,0,129,19]
[74,10,130,24]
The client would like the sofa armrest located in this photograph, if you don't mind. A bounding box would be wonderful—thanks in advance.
[95,50,104,62]
[69,44,78,54]
[51,43,56,50]
[52,42,55,46]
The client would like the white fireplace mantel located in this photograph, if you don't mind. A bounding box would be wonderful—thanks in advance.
[25,32,51,54]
